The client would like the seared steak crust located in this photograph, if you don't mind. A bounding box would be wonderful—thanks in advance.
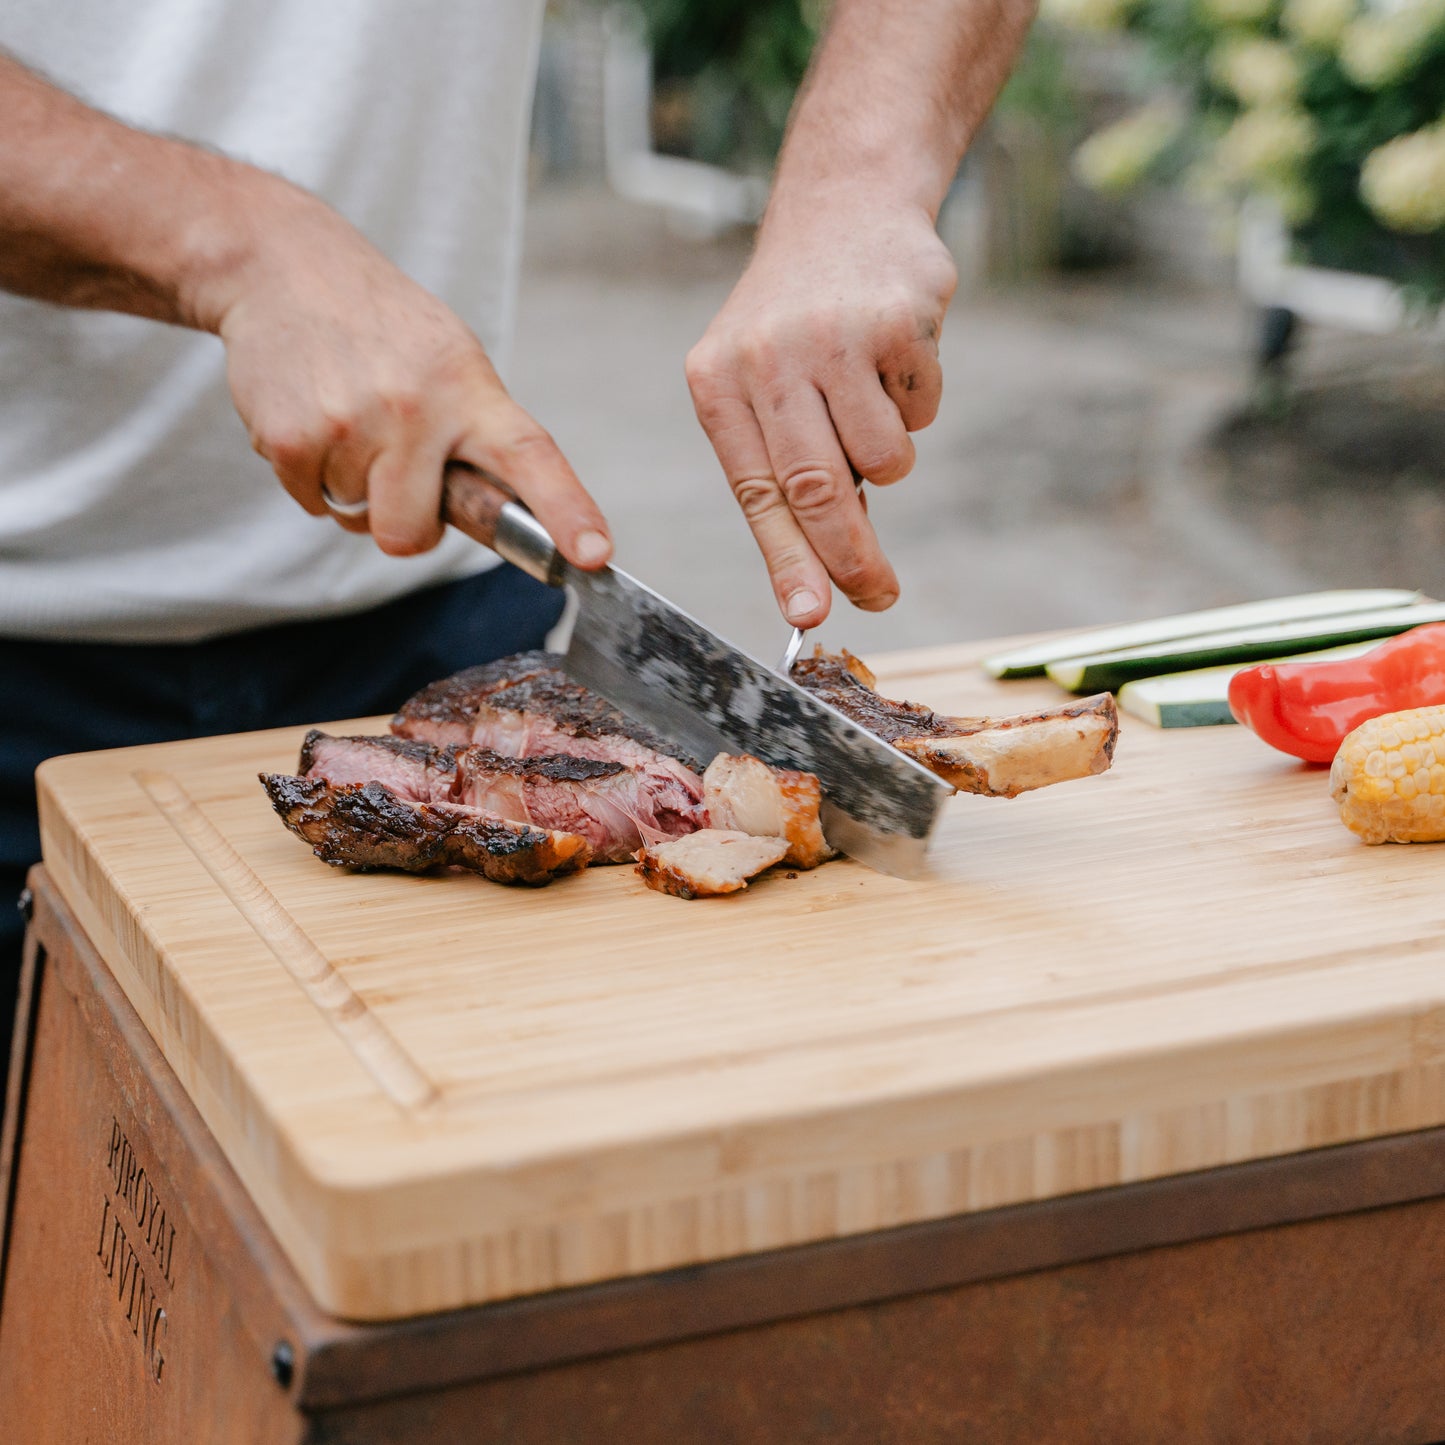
[260,774,591,885]
[478,674,699,766]
[387,650,558,739]
[452,748,704,863]
[297,735,700,866]
[790,650,956,744]
[392,658,705,776]
[459,750,625,783]
[792,648,1118,798]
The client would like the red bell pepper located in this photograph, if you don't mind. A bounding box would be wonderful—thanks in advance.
[1228,623,1445,763]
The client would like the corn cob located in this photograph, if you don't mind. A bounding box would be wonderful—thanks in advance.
[1330,705,1445,844]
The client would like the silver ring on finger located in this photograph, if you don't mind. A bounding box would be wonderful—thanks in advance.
[321,486,370,518]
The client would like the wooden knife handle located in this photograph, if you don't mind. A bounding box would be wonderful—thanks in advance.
[441,463,564,588]
[441,462,513,551]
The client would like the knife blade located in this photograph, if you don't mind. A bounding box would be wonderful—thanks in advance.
[442,465,953,877]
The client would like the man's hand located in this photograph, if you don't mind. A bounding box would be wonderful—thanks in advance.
[687,196,956,628]
[210,193,611,565]
[686,0,1036,628]
[0,54,612,570]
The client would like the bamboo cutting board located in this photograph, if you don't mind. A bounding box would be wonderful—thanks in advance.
[37,641,1445,1321]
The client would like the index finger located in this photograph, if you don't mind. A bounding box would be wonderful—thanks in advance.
[754,384,899,612]
[453,399,613,570]
[688,379,834,626]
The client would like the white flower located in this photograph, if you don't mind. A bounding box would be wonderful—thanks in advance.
[1339,0,1445,86]
[1041,0,1136,30]
[1199,0,1278,27]
[1281,0,1357,45]
[1360,124,1445,231]
[1074,104,1184,194]
[1215,106,1318,183]
[1212,38,1303,104]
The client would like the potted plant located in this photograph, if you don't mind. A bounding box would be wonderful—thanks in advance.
[630,0,826,171]
[1043,0,1445,319]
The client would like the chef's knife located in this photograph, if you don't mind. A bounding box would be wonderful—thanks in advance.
[442,465,953,877]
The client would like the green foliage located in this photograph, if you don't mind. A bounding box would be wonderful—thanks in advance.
[1294,34,1445,296]
[632,0,822,166]
[1048,0,1445,302]
[996,26,1079,135]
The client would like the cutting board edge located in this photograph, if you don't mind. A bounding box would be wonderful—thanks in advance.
[305,1048,1445,1319]
[43,789,1445,1322]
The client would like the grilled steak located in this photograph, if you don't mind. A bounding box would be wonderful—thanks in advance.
[385,651,559,741]
[792,648,1118,797]
[702,754,834,869]
[260,774,591,884]
[636,829,789,899]
[451,748,704,863]
[392,657,706,782]
[300,731,705,864]
[299,730,457,803]
[274,645,1114,894]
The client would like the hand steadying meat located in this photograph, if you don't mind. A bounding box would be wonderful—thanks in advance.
[686,0,1037,629]
[0,54,613,573]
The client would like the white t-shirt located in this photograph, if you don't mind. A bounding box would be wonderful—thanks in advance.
[0,0,544,642]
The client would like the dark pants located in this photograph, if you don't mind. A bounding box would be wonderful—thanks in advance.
[0,564,564,1093]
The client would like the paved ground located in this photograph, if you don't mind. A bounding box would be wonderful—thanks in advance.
[510,185,1445,662]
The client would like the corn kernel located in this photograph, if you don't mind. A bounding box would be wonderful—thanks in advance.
[1332,706,1445,844]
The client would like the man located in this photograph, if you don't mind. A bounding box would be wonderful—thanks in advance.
[0,0,1034,1083]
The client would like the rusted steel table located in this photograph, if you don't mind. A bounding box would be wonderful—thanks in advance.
[3,868,1445,1443]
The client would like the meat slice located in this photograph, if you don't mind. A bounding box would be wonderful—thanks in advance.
[636,829,789,899]
[702,755,834,869]
[891,698,1119,798]
[451,748,705,864]
[393,657,702,766]
[392,661,706,806]
[260,774,591,885]
[299,731,704,864]
[386,651,559,743]
[299,730,457,803]
[792,648,1118,798]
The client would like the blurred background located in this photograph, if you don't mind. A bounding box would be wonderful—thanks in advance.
[516,0,1445,662]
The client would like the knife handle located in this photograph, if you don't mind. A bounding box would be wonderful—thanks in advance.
[441,463,565,588]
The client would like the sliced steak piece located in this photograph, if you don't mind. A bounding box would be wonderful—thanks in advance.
[300,731,704,865]
[702,755,834,869]
[792,648,1118,798]
[451,748,706,864]
[260,774,591,885]
[299,730,457,803]
[891,696,1119,798]
[387,650,559,745]
[636,829,789,899]
[392,658,706,783]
